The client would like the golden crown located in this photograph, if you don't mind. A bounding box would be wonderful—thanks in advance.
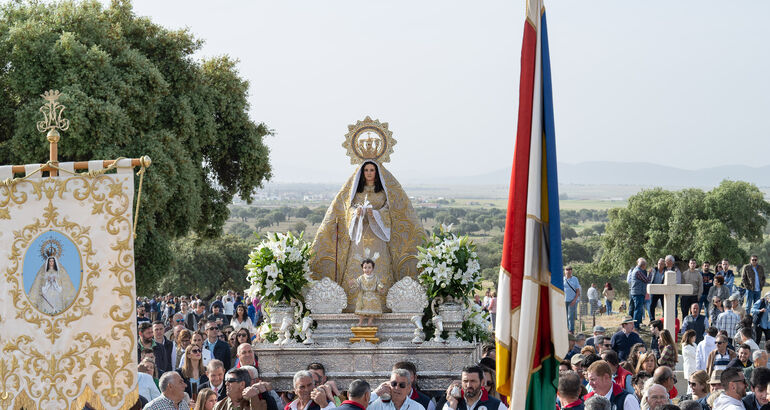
[342,116,397,165]
[39,237,63,260]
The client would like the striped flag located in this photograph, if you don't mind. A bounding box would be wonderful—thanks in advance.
[495,1,568,409]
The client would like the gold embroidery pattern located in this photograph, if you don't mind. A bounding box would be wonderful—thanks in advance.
[0,173,136,409]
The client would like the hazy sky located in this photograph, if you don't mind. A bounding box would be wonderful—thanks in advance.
[126,0,770,184]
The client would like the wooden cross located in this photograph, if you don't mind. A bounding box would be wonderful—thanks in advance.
[647,271,693,337]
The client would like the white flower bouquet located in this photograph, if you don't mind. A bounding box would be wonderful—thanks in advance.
[416,226,481,301]
[457,303,493,343]
[245,231,313,305]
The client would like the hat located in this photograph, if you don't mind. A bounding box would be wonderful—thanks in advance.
[570,354,585,366]
[593,326,606,333]
[621,316,635,325]
[709,369,723,384]
[568,334,576,341]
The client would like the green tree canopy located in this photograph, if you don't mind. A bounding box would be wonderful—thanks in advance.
[0,0,272,293]
[599,180,770,275]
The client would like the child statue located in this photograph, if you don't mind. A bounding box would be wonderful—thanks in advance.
[350,258,385,326]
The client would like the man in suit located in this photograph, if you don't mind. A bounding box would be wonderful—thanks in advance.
[330,379,370,410]
[436,365,506,410]
[203,322,231,370]
[199,359,226,401]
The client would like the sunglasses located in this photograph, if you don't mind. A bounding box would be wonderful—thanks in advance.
[175,319,185,323]
[208,326,219,330]
[225,378,242,384]
[238,333,248,337]
[717,341,726,345]
[390,381,408,388]
[191,349,201,354]
[688,381,697,386]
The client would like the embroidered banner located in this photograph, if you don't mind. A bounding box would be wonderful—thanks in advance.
[0,162,138,409]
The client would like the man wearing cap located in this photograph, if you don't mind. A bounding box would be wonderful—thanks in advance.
[570,354,587,386]
[743,255,766,312]
[610,317,645,362]
[752,292,770,344]
[586,326,605,347]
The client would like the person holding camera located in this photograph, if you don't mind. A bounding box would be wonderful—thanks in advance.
[436,366,506,410]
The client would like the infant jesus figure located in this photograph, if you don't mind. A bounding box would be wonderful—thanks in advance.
[350,258,386,326]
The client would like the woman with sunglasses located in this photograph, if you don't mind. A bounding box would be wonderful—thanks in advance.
[231,304,256,335]
[678,370,710,408]
[177,344,209,400]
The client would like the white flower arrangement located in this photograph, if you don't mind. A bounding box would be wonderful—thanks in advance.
[417,226,481,301]
[458,302,493,343]
[244,231,313,304]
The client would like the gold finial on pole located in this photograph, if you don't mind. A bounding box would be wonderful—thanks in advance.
[36,90,70,177]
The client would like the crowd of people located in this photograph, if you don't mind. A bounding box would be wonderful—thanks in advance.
[560,255,770,409]
[135,292,502,410]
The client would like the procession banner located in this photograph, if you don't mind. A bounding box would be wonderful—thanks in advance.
[495,1,569,409]
[0,160,138,410]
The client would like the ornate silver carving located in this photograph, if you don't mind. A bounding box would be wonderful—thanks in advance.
[386,277,428,313]
[305,277,348,314]
[410,314,425,344]
[301,316,315,345]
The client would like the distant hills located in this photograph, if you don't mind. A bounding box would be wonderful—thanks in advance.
[425,161,770,188]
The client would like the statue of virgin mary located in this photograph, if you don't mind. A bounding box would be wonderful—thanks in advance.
[28,255,77,315]
[309,117,424,311]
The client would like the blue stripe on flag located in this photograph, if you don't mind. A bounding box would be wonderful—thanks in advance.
[541,12,564,291]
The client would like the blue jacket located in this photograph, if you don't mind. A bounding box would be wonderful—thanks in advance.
[629,266,651,296]
[752,298,770,329]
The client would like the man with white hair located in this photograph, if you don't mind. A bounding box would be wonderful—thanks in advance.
[286,370,335,410]
[643,384,669,410]
[144,371,190,409]
[371,368,425,410]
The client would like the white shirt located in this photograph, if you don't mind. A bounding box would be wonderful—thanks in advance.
[600,388,640,410]
[224,297,235,316]
[696,334,717,371]
[745,338,760,352]
[286,399,335,410]
[587,287,599,301]
[370,397,425,410]
[683,343,697,381]
[137,372,160,402]
[439,395,507,410]
[713,392,746,410]
[178,349,212,368]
